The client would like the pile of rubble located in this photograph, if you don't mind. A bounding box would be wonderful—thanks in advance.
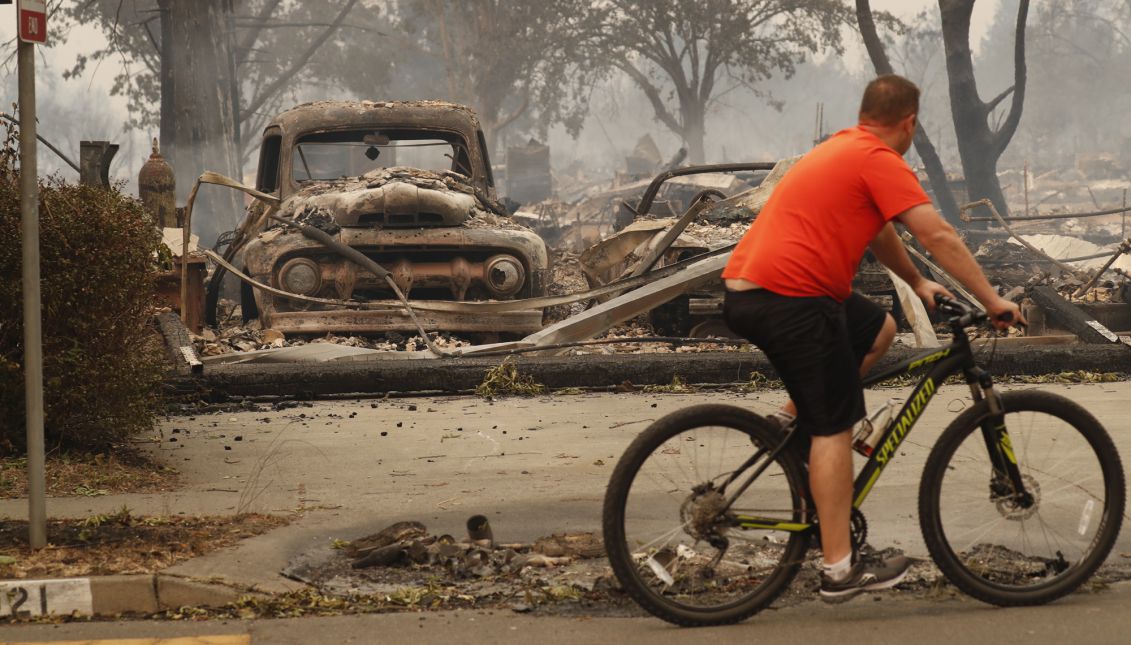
[544,249,590,324]
[282,519,614,607]
[194,301,475,357]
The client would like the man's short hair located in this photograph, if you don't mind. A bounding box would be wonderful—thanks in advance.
[859,74,920,126]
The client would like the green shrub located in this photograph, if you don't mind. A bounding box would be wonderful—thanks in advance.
[0,124,165,454]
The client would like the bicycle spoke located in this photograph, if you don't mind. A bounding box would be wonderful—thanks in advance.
[605,407,810,624]
[924,393,1123,603]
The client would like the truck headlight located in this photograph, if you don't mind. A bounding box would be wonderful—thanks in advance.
[278,257,322,296]
[483,255,524,297]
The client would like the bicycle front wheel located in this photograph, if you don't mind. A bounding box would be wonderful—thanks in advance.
[602,404,811,626]
[920,390,1125,605]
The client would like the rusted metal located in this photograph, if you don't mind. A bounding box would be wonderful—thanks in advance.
[78,140,119,187]
[212,100,549,337]
[265,100,497,200]
[138,138,177,227]
[634,162,776,217]
[204,244,733,315]
[1072,238,1131,298]
[627,189,723,279]
[263,308,543,335]
[522,253,729,351]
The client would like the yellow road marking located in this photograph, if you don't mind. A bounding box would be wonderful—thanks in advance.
[6,636,250,645]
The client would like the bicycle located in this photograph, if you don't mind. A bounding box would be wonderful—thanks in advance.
[602,295,1125,626]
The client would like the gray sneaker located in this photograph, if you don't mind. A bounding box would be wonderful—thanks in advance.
[763,411,796,432]
[819,551,911,603]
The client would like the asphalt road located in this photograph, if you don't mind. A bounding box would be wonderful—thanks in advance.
[1,380,1129,642]
[3,581,1131,644]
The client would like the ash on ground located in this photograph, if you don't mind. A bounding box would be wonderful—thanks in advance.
[279,519,1131,617]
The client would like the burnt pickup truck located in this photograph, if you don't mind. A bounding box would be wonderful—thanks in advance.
[229,100,549,337]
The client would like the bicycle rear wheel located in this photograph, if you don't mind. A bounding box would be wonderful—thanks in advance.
[920,390,1125,605]
[602,404,811,626]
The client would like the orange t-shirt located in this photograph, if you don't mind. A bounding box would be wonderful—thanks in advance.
[722,127,931,301]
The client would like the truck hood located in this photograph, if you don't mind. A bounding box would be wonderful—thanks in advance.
[280,166,482,228]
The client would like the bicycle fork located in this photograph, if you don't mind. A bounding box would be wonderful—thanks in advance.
[971,372,1034,508]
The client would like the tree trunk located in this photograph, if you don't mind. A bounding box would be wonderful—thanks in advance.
[855,0,962,227]
[940,0,1028,223]
[682,104,706,165]
[159,1,175,164]
[163,0,243,246]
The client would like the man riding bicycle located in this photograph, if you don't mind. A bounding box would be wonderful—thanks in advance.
[721,74,1025,602]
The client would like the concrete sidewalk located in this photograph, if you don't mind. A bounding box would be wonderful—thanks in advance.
[2,381,1130,617]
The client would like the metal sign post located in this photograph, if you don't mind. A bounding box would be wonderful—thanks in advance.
[17,0,47,549]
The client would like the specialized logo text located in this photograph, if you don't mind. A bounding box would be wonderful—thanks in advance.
[875,377,937,465]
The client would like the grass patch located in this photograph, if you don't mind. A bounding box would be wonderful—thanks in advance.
[475,359,547,397]
[0,511,288,579]
[0,452,179,499]
[1009,370,1127,384]
[642,375,695,393]
[739,370,784,391]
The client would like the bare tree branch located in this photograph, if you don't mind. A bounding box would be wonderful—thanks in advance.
[494,94,531,133]
[617,59,684,135]
[992,0,1030,157]
[235,0,284,68]
[985,85,1014,114]
[239,0,361,124]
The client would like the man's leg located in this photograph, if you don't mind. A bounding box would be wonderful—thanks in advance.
[859,313,896,376]
[776,312,895,420]
[810,311,896,562]
[809,430,854,562]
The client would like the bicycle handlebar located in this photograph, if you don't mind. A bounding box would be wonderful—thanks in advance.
[933,293,1026,330]
[933,294,992,328]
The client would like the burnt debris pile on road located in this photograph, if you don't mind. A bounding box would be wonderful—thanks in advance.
[278,516,1131,616]
[281,518,620,612]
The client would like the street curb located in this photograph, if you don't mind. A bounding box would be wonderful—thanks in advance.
[166,342,1131,399]
[1,574,249,617]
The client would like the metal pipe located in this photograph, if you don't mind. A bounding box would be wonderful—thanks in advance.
[19,41,46,550]
[1072,238,1131,299]
[962,203,1131,223]
[898,231,984,312]
[635,162,776,217]
[959,199,1085,280]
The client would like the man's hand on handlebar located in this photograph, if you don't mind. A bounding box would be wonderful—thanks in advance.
[985,296,1026,332]
[933,293,1027,331]
[913,278,953,311]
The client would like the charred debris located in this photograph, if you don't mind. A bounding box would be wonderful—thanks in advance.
[147,101,1129,374]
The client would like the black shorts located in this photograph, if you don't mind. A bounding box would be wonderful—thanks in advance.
[723,289,888,438]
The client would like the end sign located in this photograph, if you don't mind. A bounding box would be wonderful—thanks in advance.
[18,0,47,44]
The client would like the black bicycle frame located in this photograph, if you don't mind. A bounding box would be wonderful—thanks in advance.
[729,320,1030,532]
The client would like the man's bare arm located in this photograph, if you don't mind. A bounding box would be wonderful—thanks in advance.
[870,221,953,309]
[895,203,1024,328]
[871,222,926,288]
